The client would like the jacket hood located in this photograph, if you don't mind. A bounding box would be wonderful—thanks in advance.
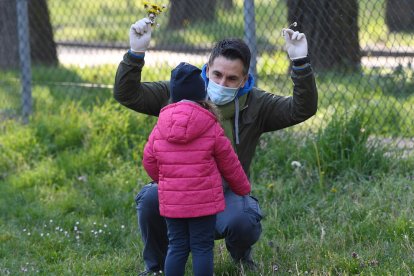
[201,63,255,97]
[157,101,217,144]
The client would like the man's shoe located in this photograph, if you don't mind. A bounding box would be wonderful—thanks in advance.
[240,258,258,271]
[234,255,258,272]
[138,270,163,276]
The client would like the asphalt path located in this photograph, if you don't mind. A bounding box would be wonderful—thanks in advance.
[57,46,413,68]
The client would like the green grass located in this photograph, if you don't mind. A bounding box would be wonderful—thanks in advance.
[1,62,414,274]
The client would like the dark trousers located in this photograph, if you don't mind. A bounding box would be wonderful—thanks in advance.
[135,182,263,272]
[165,215,216,276]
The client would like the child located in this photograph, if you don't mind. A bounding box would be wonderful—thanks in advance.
[142,62,251,276]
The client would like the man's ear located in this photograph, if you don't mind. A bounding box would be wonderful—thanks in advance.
[206,65,210,77]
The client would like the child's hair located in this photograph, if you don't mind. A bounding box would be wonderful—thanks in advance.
[198,100,222,122]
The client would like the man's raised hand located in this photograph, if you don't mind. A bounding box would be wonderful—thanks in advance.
[282,28,308,60]
[129,18,152,53]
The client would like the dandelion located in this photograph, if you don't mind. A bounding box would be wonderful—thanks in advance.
[93,222,97,225]
[46,233,50,236]
[76,221,80,225]
[121,225,125,229]
[369,259,379,266]
[291,160,302,169]
[49,219,53,223]
[27,232,31,236]
[76,235,80,240]
[104,224,107,228]
[40,233,44,237]
[23,228,27,232]
[99,229,103,233]
[74,226,78,231]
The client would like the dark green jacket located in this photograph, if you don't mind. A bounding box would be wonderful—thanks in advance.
[114,52,318,176]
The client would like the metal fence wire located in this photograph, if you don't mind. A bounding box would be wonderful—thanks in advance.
[1,0,413,155]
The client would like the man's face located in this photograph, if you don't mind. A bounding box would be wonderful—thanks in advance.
[207,56,247,88]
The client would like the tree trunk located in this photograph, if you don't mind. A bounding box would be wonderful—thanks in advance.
[287,0,361,71]
[28,0,57,66]
[222,0,234,10]
[0,1,19,69]
[386,0,414,32]
[168,0,217,29]
[0,0,57,69]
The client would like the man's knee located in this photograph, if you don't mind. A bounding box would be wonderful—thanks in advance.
[227,212,262,245]
[135,182,159,217]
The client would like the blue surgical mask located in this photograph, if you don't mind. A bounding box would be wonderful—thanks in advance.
[207,79,241,106]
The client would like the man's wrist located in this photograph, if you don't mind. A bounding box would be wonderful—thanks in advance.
[292,56,310,67]
[128,49,145,59]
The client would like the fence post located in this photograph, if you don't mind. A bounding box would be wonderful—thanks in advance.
[243,0,258,84]
[16,0,32,124]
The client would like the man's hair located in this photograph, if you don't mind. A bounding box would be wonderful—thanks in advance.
[208,38,251,75]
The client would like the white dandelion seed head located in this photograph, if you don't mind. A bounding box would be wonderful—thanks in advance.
[291,161,302,169]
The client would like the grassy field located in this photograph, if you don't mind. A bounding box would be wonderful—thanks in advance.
[1,59,414,275]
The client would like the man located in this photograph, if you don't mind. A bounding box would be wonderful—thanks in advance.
[114,18,317,275]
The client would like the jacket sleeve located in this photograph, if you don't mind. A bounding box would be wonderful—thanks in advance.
[113,52,170,116]
[213,124,251,196]
[142,128,159,181]
[258,64,318,133]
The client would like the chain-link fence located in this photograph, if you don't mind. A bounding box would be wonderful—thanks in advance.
[1,0,413,153]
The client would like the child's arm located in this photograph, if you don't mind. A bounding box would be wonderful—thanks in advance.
[213,124,251,196]
[142,128,159,181]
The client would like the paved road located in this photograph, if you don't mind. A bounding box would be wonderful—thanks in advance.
[57,46,209,67]
[57,46,413,68]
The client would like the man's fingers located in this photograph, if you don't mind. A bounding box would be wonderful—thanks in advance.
[283,28,294,37]
[297,33,305,40]
[131,18,152,35]
[291,31,300,40]
[285,30,306,42]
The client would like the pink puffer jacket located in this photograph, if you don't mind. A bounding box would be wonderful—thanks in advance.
[143,101,251,218]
